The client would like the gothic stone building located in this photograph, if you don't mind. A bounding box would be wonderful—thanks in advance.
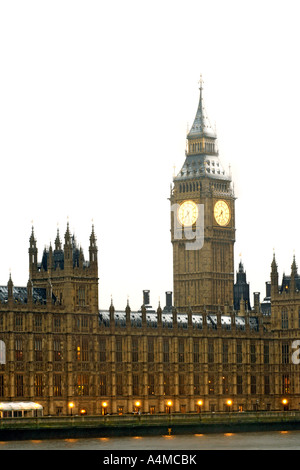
[0,82,300,415]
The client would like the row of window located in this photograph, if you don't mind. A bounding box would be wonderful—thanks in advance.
[0,314,92,333]
[188,142,215,153]
[2,338,294,366]
[0,373,290,398]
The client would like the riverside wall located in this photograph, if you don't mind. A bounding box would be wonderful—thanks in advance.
[1,411,300,440]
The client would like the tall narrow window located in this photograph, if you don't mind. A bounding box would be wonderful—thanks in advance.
[54,339,62,362]
[15,374,24,397]
[82,337,89,362]
[208,376,214,394]
[163,374,170,395]
[194,374,200,395]
[251,375,256,394]
[34,338,43,362]
[282,375,290,394]
[99,338,106,362]
[208,340,214,364]
[163,339,169,363]
[116,374,123,395]
[148,338,154,363]
[15,338,23,361]
[282,343,289,364]
[116,338,122,363]
[99,375,107,395]
[148,374,155,395]
[78,287,86,306]
[77,374,89,396]
[264,343,270,364]
[282,308,288,329]
[237,375,243,395]
[222,341,228,364]
[264,375,270,395]
[222,375,229,394]
[53,374,62,397]
[132,338,139,363]
[34,374,43,396]
[132,374,139,395]
[193,339,200,363]
[250,342,256,364]
[179,374,185,394]
[236,341,243,364]
[178,338,184,363]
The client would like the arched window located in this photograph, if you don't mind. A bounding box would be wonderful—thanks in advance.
[0,341,6,364]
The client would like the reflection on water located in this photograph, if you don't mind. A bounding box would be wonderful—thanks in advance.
[1,430,300,450]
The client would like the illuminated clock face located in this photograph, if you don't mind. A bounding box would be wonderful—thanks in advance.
[178,200,198,226]
[214,200,230,226]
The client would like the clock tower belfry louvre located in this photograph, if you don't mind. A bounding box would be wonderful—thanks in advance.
[171,78,235,313]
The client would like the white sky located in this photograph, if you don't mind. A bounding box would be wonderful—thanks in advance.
[0,0,299,311]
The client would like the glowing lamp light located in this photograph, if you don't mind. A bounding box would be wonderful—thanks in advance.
[282,399,288,405]
[167,401,172,407]
[102,401,108,408]
[197,400,203,406]
[69,402,74,415]
[135,401,141,408]
[226,399,232,406]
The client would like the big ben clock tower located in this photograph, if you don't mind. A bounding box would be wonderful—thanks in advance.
[170,77,235,313]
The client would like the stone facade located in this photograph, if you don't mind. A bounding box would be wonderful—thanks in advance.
[0,81,299,416]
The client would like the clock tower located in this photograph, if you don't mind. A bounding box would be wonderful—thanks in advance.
[170,78,235,313]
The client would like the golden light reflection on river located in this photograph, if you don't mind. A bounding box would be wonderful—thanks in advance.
[1,430,300,450]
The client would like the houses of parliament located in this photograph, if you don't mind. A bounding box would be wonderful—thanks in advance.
[0,79,300,416]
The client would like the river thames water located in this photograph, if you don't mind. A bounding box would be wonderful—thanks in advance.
[1,430,300,450]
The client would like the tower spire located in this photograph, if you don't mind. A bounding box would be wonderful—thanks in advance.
[187,74,216,141]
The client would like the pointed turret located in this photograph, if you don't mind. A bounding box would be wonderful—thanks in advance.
[7,273,13,304]
[187,75,217,142]
[271,252,279,297]
[64,222,73,269]
[109,297,115,324]
[125,298,131,326]
[290,254,298,292]
[55,228,62,251]
[291,254,298,277]
[27,278,33,304]
[29,226,38,277]
[89,224,98,268]
[234,259,251,311]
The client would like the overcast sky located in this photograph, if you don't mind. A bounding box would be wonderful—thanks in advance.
[0,0,299,310]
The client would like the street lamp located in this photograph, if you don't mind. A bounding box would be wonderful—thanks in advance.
[167,400,172,414]
[282,398,288,411]
[135,401,141,414]
[69,402,74,416]
[226,399,233,412]
[102,401,108,415]
[197,400,203,413]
